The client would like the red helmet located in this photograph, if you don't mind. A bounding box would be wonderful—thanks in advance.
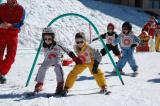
[107,23,114,30]
[7,0,17,4]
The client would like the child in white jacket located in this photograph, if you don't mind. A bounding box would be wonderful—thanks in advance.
[113,22,140,75]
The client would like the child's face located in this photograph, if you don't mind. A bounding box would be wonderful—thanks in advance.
[44,35,53,45]
[107,27,114,33]
[7,0,17,4]
[75,39,85,48]
[122,27,129,35]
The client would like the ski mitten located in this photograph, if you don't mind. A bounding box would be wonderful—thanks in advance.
[73,57,82,64]
[131,44,137,49]
[68,52,82,64]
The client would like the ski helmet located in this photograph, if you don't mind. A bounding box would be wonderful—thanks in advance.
[7,0,17,4]
[75,32,86,41]
[42,27,55,40]
[107,23,114,30]
[149,16,156,21]
[122,21,132,31]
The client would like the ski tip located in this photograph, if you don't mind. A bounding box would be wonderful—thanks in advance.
[25,92,37,98]
[104,91,111,95]
[46,93,65,98]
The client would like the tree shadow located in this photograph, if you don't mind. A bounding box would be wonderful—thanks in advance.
[76,76,94,81]
[79,0,149,27]
[148,78,160,83]
[0,93,23,99]
[148,73,160,83]
[76,71,119,82]
[0,92,50,101]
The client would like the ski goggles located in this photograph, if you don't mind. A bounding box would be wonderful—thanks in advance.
[76,40,84,44]
[44,38,52,41]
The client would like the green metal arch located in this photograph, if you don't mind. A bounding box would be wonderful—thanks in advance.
[25,13,124,87]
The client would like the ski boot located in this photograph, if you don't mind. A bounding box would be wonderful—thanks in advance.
[34,82,43,92]
[132,70,139,77]
[100,86,111,95]
[61,87,69,97]
[0,74,7,84]
[100,85,107,94]
[55,82,64,95]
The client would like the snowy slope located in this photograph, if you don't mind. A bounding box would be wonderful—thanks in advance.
[17,0,149,48]
[0,50,160,106]
[1,0,160,106]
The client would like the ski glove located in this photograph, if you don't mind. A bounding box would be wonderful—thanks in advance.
[131,44,137,49]
[92,60,99,74]
[73,57,83,64]
[68,52,82,64]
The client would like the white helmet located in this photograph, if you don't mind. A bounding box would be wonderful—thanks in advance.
[42,27,54,34]
[42,27,55,40]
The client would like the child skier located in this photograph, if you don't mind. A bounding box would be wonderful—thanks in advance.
[148,36,155,52]
[143,16,157,39]
[92,23,121,59]
[62,32,107,96]
[155,23,160,52]
[113,22,140,76]
[34,27,82,95]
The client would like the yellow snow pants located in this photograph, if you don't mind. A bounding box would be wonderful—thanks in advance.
[64,62,106,89]
[155,36,160,51]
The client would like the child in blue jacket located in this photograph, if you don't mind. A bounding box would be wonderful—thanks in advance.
[113,22,140,75]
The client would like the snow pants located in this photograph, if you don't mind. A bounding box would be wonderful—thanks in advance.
[35,61,64,83]
[117,48,138,72]
[64,61,106,89]
[0,29,18,76]
[100,44,121,56]
[155,36,160,51]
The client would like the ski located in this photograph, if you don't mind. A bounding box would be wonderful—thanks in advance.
[104,91,111,95]
[25,90,111,98]
[59,91,111,97]
[130,72,139,77]
[46,93,63,98]
[105,71,139,77]
[25,91,38,98]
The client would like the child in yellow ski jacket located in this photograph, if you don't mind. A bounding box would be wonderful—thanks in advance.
[155,23,160,52]
[62,32,107,96]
